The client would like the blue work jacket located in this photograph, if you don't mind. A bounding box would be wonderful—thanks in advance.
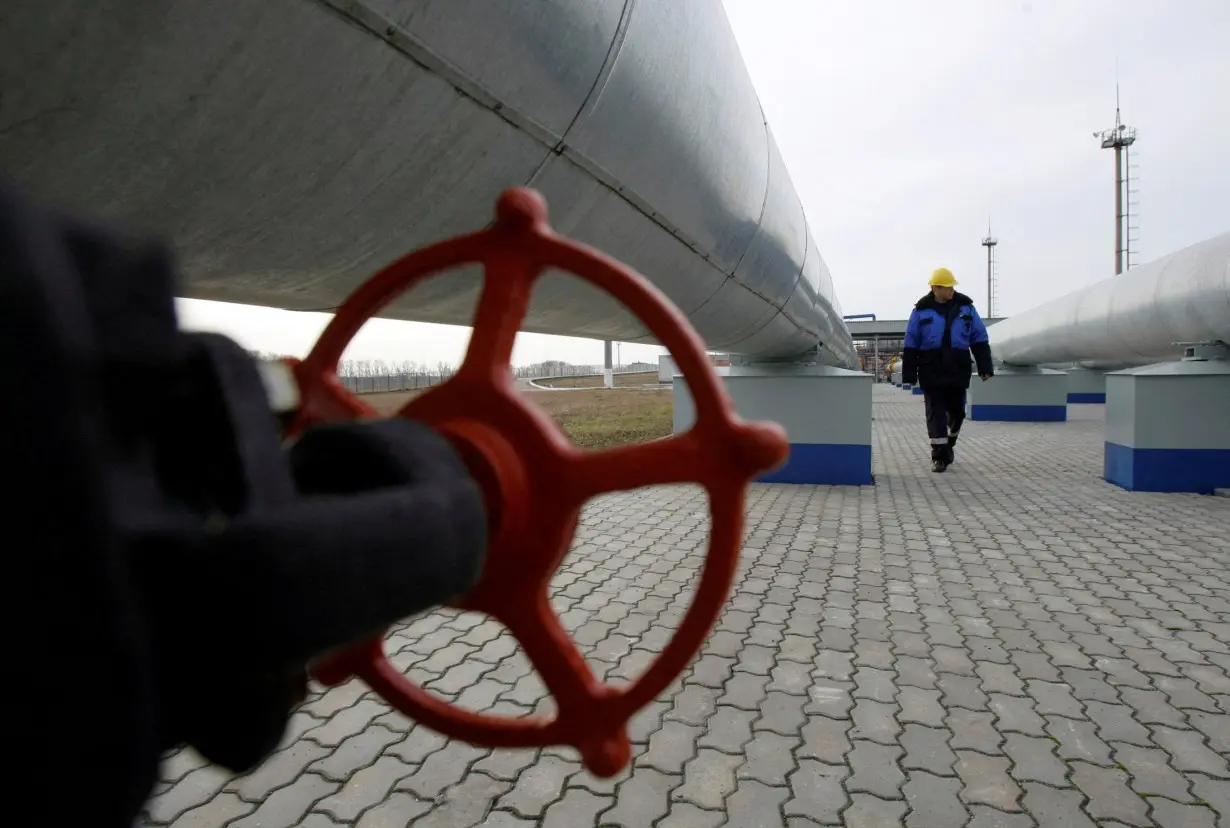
[902,291,994,389]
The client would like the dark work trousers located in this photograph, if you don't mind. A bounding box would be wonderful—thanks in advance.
[923,386,966,462]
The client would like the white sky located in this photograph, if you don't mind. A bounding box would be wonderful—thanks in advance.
[178,0,1230,368]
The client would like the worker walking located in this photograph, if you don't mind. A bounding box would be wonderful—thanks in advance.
[902,268,994,472]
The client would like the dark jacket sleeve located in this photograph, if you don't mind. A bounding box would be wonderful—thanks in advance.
[969,308,994,376]
[971,341,993,376]
[901,309,921,384]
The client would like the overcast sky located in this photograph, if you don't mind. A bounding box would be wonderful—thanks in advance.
[179,0,1230,368]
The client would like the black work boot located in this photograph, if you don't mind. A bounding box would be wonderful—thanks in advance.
[932,458,948,473]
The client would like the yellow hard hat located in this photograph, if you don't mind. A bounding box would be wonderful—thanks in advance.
[929,267,958,287]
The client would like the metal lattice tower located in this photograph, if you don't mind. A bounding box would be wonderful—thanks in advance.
[981,222,998,318]
[1125,141,1140,269]
[1093,82,1137,275]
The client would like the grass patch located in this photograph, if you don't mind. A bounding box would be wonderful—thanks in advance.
[362,387,674,449]
[533,371,659,389]
[539,389,674,448]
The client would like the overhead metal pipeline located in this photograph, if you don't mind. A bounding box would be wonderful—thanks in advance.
[0,0,858,369]
[990,231,1230,369]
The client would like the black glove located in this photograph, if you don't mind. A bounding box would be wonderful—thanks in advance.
[140,413,488,773]
[129,334,488,774]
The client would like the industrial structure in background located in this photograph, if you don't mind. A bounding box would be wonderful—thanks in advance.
[981,223,999,318]
[1095,84,1139,274]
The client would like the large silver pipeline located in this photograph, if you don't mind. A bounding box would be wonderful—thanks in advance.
[0,0,857,368]
[991,231,1230,368]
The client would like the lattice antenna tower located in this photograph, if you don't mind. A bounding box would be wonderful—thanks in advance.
[1125,133,1141,269]
[1093,78,1137,274]
[981,220,998,318]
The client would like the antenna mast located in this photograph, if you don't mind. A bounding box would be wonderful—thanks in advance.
[1093,76,1137,275]
[981,221,998,317]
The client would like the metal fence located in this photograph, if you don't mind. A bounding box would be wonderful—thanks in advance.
[338,372,455,394]
[513,362,655,380]
[336,363,657,394]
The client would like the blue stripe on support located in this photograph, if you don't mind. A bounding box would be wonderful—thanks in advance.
[1067,392,1106,404]
[1104,442,1230,494]
[970,404,1067,422]
[758,443,873,486]
[912,386,924,395]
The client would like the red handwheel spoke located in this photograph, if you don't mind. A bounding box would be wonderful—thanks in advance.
[288,359,379,434]
[503,595,631,776]
[460,258,536,377]
[506,596,603,713]
[569,434,705,500]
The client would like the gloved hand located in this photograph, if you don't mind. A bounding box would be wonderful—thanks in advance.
[133,343,488,773]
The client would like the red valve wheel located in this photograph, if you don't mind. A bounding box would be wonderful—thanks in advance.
[288,188,788,777]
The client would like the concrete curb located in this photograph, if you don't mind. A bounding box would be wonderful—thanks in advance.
[525,371,659,391]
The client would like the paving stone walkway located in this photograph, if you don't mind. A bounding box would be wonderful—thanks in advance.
[141,385,1230,827]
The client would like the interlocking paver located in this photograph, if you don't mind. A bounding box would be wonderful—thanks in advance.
[784,760,850,824]
[673,748,740,810]
[724,779,790,826]
[903,770,967,828]
[1004,733,1068,786]
[843,793,909,827]
[146,764,232,824]
[847,741,906,799]
[939,673,992,711]
[948,709,1002,754]
[167,792,253,828]
[966,805,1033,828]
[1150,726,1230,777]
[134,390,1230,827]
[599,767,676,826]
[657,802,725,828]
[898,686,946,728]
[1071,761,1151,826]
[229,772,338,828]
[737,730,798,786]
[397,742,486,800]
[956,752,1022,812]
[309,726,403,783]
[494,755,574,819]
[352,792,430,827]
[539,788,611,828]
[755,690,808,735]
[1021,782,1097,828]
[383,726,447,765]
[850,698,902,745]
[696,706,755,754]
[669,684,721,727]
[1147,799,1219,828]
[1115,743,1198,803]
[644,720,703,773]
[314,756,416,822]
